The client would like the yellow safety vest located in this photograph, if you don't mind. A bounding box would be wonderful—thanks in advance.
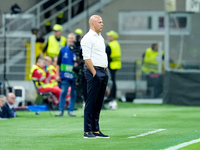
[46,35,67,58]
[47,65,58,86]
[29,64,54,89]
[142,48,164,74]
[108,40,122,70]
[47,65,56,76]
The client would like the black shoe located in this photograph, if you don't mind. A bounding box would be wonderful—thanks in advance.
[84,132,96,139]
[55,111,63,117]
[93,131,110,138]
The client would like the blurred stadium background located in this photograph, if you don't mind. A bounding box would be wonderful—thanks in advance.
[0,0,200,106]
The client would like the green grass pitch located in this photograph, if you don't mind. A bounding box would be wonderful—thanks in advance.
[0,102,200,150]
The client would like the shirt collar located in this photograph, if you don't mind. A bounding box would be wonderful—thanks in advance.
[7,102,13,109]
[89,29,101,36]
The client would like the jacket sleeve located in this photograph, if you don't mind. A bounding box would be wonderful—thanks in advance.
[1,104,12,118]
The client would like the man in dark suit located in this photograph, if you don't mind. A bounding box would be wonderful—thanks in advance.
[0,95,6,118]
[1,93,16,118]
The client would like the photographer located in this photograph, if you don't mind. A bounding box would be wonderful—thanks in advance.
[72,30,87,104]
[55,33,77,117]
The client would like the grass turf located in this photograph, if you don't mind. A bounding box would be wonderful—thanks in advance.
[0,102,200,150]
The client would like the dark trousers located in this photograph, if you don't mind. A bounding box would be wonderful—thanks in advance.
[84,68,108,132]
[109,69,117,99]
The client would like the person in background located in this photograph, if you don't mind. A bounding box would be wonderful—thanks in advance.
[81,15,109,138]
[44,56,58,87]
[55,33,77,117]
[11,3,21,14]
[0,95,6,118]
[30,57,61,104]
[46,56,70,108]
[141,43,164,98]
[41,24,67,58]
[44,56,52,71]
[74,28,83,37]
[74,28,87,104]
[1,93,16,118]
[44,56,52,66]
[142,43,164,75]
[48,57,58,76]
[31,29,46,62]
[106,30,121,102]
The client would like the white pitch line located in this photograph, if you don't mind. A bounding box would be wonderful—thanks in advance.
[164,138,200,150]
[128,129,166,138]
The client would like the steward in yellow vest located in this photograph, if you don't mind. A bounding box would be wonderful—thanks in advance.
[108,40,121,69]
[30,59,54,89]
[44,56,58,87]
[106,31,121,70]
[29,57,61,103]
[106,30,122,100]
[142,43,164,74]
[42,24,67,58]
[47,65,58,87]
[47,65,56,76]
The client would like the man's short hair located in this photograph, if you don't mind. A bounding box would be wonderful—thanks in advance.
[68,33,76,37]
[151,43,158,50]
[37,56,45,63]
[0,95,6,102]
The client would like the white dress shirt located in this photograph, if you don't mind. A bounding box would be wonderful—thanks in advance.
[8,103,16,117]
[81,29,108,68]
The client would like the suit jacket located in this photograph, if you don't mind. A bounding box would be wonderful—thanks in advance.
[0,107,2,118]
[1,103,15,118]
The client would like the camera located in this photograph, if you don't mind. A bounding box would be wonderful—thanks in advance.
[70,34,81,53]
[70,34,85,103]
[70,34,84,73]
